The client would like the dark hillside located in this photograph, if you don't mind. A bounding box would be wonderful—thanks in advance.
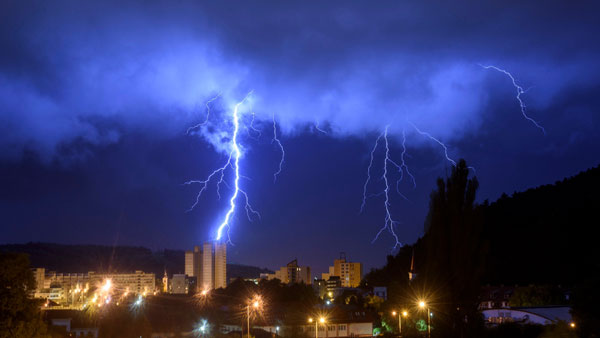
[0,242,273,278]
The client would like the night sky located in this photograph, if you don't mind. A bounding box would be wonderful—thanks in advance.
[1,1,599,275]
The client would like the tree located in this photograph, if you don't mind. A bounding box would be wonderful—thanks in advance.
[418,159,486,337]
[0,253,48,338]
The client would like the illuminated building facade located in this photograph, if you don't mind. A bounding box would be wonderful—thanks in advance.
[202,241,227,289]
[185,245,203,291]
[321,253,363,288]
[265,259,311,284]
[184,241,227,291]
[31,269,155,307]
[88,271,155,294]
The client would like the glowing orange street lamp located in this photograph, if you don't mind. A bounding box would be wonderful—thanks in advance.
[392,310,408,335]
[419,301,431,338]
[308,316,326,338]
[247,296,262,338]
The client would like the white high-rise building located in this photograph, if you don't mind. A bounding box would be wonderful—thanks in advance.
[185,245,203,291]
[214,241,227,289]
[185,241,226,290]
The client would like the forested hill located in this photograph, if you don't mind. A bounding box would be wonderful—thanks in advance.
[363,164,600,287]
[482,165,600,285]
[0,242,273,278]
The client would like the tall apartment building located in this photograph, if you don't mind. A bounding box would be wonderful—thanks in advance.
[185,245,203,289]
[265,259,311,284]
[321,253,363,288]
[185,241,227,290]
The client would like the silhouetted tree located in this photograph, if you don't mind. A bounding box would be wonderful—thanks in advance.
[0,253,48,338]
[418,159,486,337]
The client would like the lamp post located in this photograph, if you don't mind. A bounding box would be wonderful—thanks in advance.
[308,317,326,338]
[309,318,316,338]
[320,317,327,338]
[247,299,260,338]
[392,311,408,336]
[419,301,431,338]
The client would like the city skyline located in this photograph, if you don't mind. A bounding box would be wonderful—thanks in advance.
[1,1,598,337]
[2,1,600,275]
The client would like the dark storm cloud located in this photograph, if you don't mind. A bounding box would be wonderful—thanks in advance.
[2,1,600,271]
[1,0,599,160]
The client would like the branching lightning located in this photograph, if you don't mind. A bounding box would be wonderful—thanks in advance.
[186,93,221,135]
[373,126,401,247]
[409,122,476,173]
[480,64,546,135]
[360,126,408,248]
[214,93,253,241]
[185,92,260,243]
[271,114,285,183]
[360,131,383,214]
[247,112,262,139]
[409,122,457,167]
[396,128,416,192]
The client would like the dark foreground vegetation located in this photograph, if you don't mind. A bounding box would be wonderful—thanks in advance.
[1,163,598,337]
[363,162,600,337]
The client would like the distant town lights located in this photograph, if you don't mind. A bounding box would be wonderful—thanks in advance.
[101,279,112,292]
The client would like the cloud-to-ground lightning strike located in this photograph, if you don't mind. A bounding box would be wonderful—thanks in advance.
[360,126,406,248]
[373,126,401,247]
[480,65,546,135]
[214,93,258,241]
[272,114,285,183]
[185,92,260,243]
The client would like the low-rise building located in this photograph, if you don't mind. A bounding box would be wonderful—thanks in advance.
[31,269,156,306]
[170,274,188,294]
[264,259,311,285]
[481,306,572,326]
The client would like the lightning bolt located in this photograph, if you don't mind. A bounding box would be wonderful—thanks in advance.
[374,126,401,247]
[272,114,285,183]
[214,93,255,241]
[409,122,476,172]
[409,122,457,167]
[246,112,262,139]
[186,93,221,134]
[185,92,259,243]
[480,64,546,135]
[360,131,383,214]
[396,128,416,192]
[314,120,328,134]
[361,126,403,248]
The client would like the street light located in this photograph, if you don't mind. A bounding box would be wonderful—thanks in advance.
[392,310,409,336]
[247,296,262,338]
[418,301,431,338]
[308,317,326,338]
